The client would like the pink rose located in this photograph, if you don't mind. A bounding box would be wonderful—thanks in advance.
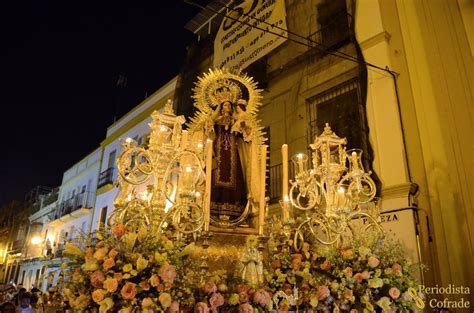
[103,258,115,270]
[361,270,370,280]
[159,292,172,309]
[235,284,250,294]
[209,292,224,310]
[120,282,137,300]
[139,280,150,291]
[142,297,154,308]
[113,272,123,281]
[103,277,118,293]
[194,302,210,313]
[368,256,380,268]
[320,259,331,270]
[354,273,362,283]
[159,263,177,284]
[344,289,354,300]
[203,281,217,294]
[167,301,179,313]
[341,248,354,259]
[150,274,160,287]
[111,224,126,237]
[317,285,330,300]
[392,263,402,274]
[343,267,353,277]
[90,270,105,288]
[239,303,253,313]
[291,255,303,270]
[389,287,401,299]
[239,291,249,303]
[91,289,105,303]
[253,289,271,306]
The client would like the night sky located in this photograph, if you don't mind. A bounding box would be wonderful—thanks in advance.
[0,1,205,205]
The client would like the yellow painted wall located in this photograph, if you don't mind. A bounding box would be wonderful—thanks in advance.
[356,0,474,301]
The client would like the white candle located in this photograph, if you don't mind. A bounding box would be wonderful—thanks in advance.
[259,144,267,235]
[203,139,213,231]
[297,153,305,174]
[180,130,188,150]
[336,186,346,207]
[281,144,289,221]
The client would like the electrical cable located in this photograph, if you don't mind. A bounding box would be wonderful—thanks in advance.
[184,0,399,76]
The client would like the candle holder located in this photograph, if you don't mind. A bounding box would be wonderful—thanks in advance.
[281,123,382,247]
[110,100,210,239]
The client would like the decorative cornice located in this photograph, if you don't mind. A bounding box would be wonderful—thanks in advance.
[359,31,392,50]
[381,182,412,199]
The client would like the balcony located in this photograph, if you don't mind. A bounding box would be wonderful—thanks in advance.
[98,167,115,189]
[49,191,94,226]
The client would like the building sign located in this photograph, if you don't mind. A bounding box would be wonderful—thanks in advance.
[214,0,288,71]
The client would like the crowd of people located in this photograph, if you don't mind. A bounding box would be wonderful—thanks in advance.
[0,284,57,313]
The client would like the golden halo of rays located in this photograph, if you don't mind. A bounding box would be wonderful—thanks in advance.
[188,68,266,145]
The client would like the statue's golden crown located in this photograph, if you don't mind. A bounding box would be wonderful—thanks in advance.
[210,79,241,106]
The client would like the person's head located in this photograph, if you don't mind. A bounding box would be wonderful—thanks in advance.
[221,101,233,114]
[1,302,16,313]
[30,293,39,307]
[20,292,31,308]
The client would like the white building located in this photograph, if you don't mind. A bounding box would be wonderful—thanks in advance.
[40,147,102,291]
[91,77,177,232]
[16,192,58,290]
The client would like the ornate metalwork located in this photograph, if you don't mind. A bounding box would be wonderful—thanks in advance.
[288,123,382,247]
[109,100,209,236]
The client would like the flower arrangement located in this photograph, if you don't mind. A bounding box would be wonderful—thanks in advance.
[55,223,421,312]
[265,229,421,312]
[195,271,274,313]
[60,224,198,312]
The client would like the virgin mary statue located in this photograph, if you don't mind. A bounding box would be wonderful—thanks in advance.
[187,68,266,229]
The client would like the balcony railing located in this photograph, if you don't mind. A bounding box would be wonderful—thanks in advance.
[98,167,115,188]
[268,162,295,204]
[52,191,94,220]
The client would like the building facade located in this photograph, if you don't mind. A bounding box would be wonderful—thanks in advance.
[2,0,472,303]
[182,0,473,302]
[91,77,177,233]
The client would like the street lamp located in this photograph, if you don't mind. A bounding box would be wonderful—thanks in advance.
[31,236,42,245]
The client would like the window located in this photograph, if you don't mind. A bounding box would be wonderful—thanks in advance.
[35,269,40,287]
[317,0,350,50]
[98,206,108,228]
[107,150,116,170]
[307,78,377,181]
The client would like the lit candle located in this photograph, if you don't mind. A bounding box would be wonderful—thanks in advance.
[182,166,194,187]
[281,144,289,221]
[259,144,267,235]
[336,186,346,207]
[297,153,305,174]
[203,139,213,231]
[181,130,188,150]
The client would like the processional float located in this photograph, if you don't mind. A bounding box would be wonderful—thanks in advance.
[108,68,383,296]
